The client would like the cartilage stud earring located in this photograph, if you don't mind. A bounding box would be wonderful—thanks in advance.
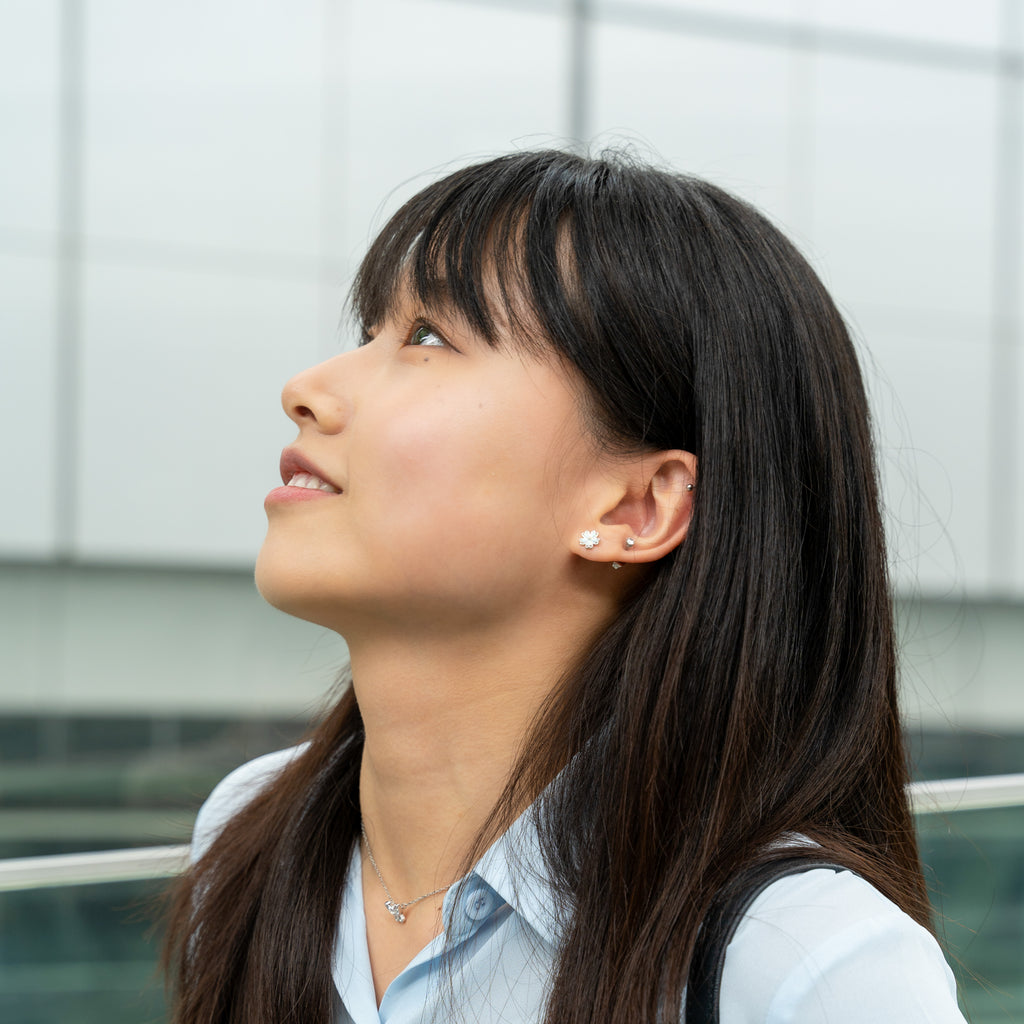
[579,530,600,550]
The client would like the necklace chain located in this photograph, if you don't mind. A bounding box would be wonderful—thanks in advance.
[360,821,454,924]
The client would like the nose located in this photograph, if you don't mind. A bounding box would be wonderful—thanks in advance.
[281,355,350,434]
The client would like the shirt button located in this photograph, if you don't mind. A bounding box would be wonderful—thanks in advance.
[464,889,494,921]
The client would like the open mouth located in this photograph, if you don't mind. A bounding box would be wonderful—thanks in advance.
[286,471,341,494]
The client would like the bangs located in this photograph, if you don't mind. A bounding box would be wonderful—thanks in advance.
[348,149,699,454]
[351,153,580,356]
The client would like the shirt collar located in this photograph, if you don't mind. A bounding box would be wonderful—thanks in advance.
[465,802,568,948]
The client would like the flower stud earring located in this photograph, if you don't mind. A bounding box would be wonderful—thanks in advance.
[579,530,600,550]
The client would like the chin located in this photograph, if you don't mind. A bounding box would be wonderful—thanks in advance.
[256,544,323,621]
[255,543,365,637]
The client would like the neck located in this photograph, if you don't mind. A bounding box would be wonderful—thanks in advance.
[352,606,604,899]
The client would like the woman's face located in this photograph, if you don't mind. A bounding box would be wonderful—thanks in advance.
[255,291,609,639]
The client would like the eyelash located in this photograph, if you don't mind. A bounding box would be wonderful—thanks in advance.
[357,319,457,352]
[405,320,455,351]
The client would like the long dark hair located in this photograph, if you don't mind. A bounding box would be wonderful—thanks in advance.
[164,149,930,1023]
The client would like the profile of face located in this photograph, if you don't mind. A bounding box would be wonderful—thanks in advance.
[255,153,717,641]
[255,291,617,641]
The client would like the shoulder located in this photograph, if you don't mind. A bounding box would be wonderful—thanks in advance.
[190,744,308,863]
[718,867,966,1024]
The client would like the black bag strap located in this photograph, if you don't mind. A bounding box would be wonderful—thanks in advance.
[684,858,849,1024]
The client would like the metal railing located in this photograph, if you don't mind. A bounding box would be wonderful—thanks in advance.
[1,773,1022,893]
[907,771,1024,813]
[0,843,189,892]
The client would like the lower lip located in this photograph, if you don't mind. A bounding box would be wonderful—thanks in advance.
[265,485,341,506]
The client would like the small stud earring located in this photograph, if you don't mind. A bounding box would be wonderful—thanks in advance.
[625,538,636,549]
[579,530,600,550]
[611,561,623,570]
[686,483,694,491]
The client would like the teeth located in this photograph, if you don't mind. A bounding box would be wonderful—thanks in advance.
[287,471,340,493]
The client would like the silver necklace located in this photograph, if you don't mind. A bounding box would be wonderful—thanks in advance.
[360,821,453,924]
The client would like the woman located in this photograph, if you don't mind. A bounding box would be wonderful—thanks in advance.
[165,150,966,1023]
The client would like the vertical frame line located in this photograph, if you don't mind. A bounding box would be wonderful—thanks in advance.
[320,0,352,357]
[990,2,1022,592]
[568,0,589,146]
[55,0,84,562]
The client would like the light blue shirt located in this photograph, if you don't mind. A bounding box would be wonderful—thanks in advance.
[334,817,558,1024]
[193,747,968,1024]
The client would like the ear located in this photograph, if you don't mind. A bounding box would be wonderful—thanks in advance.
[574,450,698,566]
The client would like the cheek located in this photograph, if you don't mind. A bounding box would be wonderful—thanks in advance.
[371,403,490,486]
[369,391,517,484]
[362,402,564,536]
[343,417,492,559]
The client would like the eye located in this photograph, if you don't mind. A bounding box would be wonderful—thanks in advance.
[407,323,448,348]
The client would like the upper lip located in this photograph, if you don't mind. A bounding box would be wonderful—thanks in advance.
[279,448,342,492]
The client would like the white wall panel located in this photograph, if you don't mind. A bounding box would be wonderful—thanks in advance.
[0,565,345,715]
[589,22,797,228]
[897,599,1024,730]
[5,563,1023,724]
[811,58,996,320]
[0,253,59,557]
[75,262,323,566]
[82,0,323,262]
[0,0,60,236]
[811,0,1002,50]
[853,308,993,595]
[809,57,998,594]
[340,0,569,261]
[53,569,344,715]
[0,565,53,707]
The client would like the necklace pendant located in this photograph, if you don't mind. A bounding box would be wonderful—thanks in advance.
[384,899,406,924]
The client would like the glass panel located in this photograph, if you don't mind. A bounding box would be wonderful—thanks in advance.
[0,878,168,1024]
[0,712,308,863]
[918,804,1024,1023]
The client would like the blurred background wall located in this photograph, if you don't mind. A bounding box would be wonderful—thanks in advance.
[1,2,1022,1020]
[2,0,1023,818]
[2,0,1022,732]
